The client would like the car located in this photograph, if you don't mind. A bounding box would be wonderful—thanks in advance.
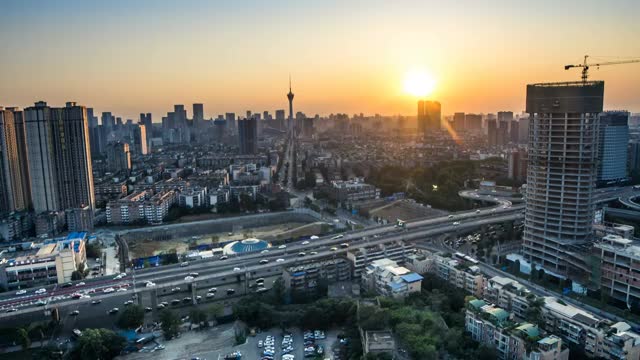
[62,282,73,288]
[226,289,236,295]
[447,215,454,219]
[143,306,152,313]
[258,340,263,348]
[161,301,169,306]
[260,249,269,254]
[35,288,47,294]
[331,234,344,240]
[330,247,338,251]
[298,252,306,257]
[208,287,217,292]
[15,290,27,296]
[116,288,127,292]
[340,243,349,248]
[180,262,189,267]
[219,255,228,260]
[278,245,286,249]
[76,282,85,286]
[146,282,156,287]
[256,287,268,293]
[276,258,285,262]
[206,292,216,298]
[36,300,47,306]
[71,310,80,316]
[188,272,199,277]
[5,308,17,313]
[91,300,102,305]
[255,278,264,283]
[195,295,202,301]
[475,209,480,213]
[184,276,194,281]
[259,259,269,264]
[71,293,82,299]
[124,300,134,306]
[182,297,191,303]
[171,287,181,292]
[157,304,166,309]
[453,221,460,226]
[108,308,119,314]
[310,251,318,255]
[310,235,319,240]
[171,299,181,305]
[492,208,497,212]
[301,240,310,245]
[233,267,241,272]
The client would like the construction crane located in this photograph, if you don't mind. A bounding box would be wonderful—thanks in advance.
[564,55,640,82]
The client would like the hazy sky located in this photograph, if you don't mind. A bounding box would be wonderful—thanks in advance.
[1,0,639,120]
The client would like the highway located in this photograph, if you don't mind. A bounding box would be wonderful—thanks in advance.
[0,203,524,331]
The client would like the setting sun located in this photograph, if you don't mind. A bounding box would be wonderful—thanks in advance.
[403,69,437,98]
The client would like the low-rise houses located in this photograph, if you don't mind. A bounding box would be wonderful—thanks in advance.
[361,258,423,298]
[105,189,177,225]
[593,234,640,306]
[282,258,352,296]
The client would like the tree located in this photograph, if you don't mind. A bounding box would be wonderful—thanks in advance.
[270,277,285,305]
[74,328,125,360]
[16,328,30,350]
[189,308,207,326]
[116,305,145,329]
[71,271,84,281]
[85,242,102,259]
[208,303,224,321]
[159,309,180,340]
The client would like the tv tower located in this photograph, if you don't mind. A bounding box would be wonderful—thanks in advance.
[287,75,294,133]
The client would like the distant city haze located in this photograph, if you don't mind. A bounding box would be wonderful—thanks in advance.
[1,0,639,119]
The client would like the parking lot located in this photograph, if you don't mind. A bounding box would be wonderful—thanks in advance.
[251,327,338,360]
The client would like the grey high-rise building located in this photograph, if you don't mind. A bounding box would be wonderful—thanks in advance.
[139,113,152,130]
[0,108,30,214]
[225,113,236,132]
[465,113,482,131]
[106,142,131,174]
[25,101,95,213]
[275,109,286,130]
[101,112,115,129]
[453,112,465,131]
[193,103,204,128]
[597,111,629,186]
[87,107,98,128]
[522,81,604,277]
[238,118,257,155]
[487,119,497,146]
[510,120,520,143]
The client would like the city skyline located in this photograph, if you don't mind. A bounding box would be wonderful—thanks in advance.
[1,0,639,120]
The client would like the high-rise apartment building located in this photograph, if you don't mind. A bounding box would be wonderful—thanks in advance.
[193,103,204,128]
[133,123,148,155]
[101,112,115,129]
[87,108,98,128]
[0,108,30,214]
[139,113,152,130]
[510,120,519,143]
[453,112,465,131]
[465,113,482,132]
[225,113,236,133]
[24,102,95,213]
[106,142,132,174]
[275,109,286,130]
[597,111,629,186]
[487,119,497,146]
[238,118,257,155]
[522,81,604,277]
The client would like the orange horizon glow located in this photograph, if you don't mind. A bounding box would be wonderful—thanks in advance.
[0,1,638,119]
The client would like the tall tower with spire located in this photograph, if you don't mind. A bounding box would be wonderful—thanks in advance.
[287,76,294,133]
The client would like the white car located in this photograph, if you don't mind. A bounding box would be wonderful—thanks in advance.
[184,276,194,281]
[35,288,47,294]
[278,245,287,249]
[180,262,189,267]
[453,222,460,226]
[116,288,127,292]
[276,258,285,262]
[103,287,115,293]
[145,282,156,287]
[301,241,310,245]
[259,259,269,264]
[15,290,27,296]
[76,282,85,286]
[260,249,269,254]
[233,267,241,272]
[206,292,216,298]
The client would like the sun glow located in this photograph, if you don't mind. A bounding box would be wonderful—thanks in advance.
[403,69,437,98]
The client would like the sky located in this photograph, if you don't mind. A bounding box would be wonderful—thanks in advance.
[0,0,639,120]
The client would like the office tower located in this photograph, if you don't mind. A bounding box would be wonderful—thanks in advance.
[510,120,519,143]
[87,108,98,128]
[116,117,123,126]
[174,105,187,127]
[225,113,236,132]
[0,108,30,214]
[453,112,465,131]
[597,111,629,186]
[522,81,604,277]
[630,142,640,173]
[90,125,106,157]
[193,103,204,128]
[498,111,514,123]
[465,113,482,132]
[52,102,95,211]
[139,112,152,130]
[497,121,509,146]
[263,111,270,121]
[518,116,530,144]
[238,118,257,155]
[24,102,59,212]
[133,123,148,155]
[101,112,115,129]
[508,149,527,182]
[287,78,295,132]
[275,109,285,130]
[425,101,441,131]
[301,118,314,138]
[487,119,497,146]
[106,142,131,174]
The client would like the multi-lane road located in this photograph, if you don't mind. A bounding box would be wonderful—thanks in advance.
[0,200,524,331]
